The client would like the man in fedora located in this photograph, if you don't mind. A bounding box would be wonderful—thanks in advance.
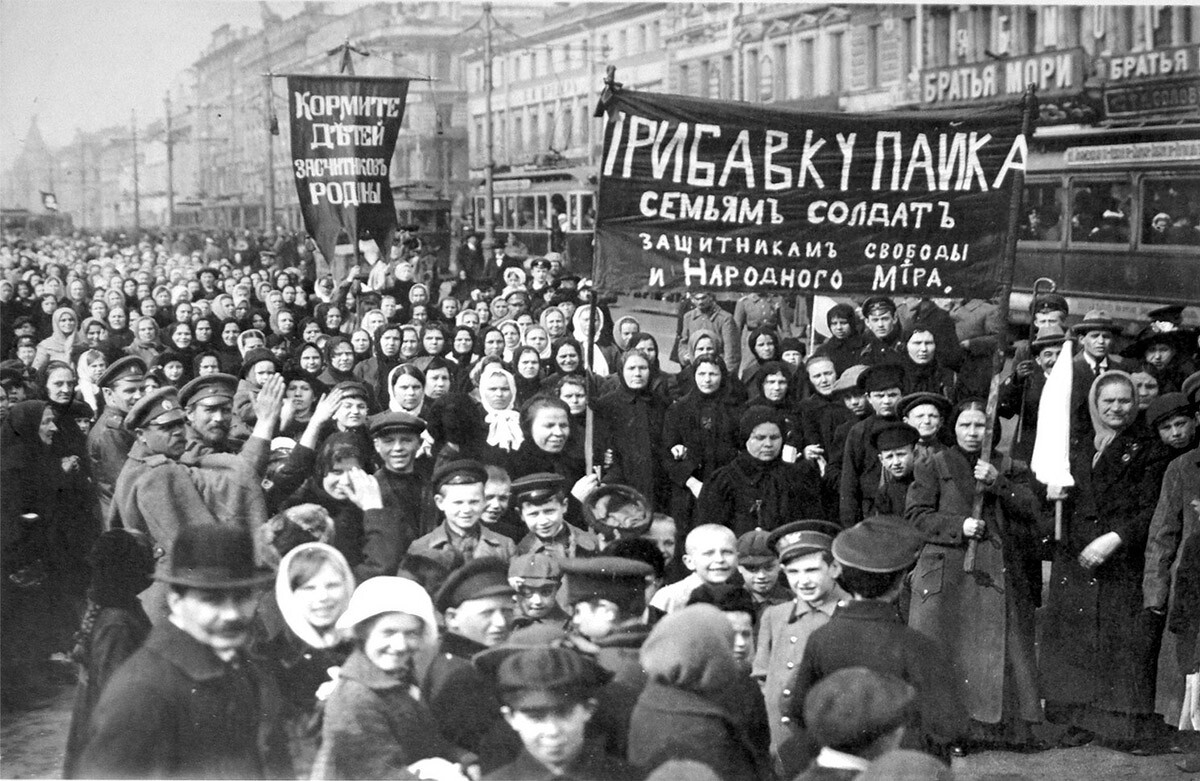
[77,525,291,779]
[1000,324,1067,463]
[1070,309,1130,433]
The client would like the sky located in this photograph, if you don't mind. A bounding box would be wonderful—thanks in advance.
[0,0,374,167]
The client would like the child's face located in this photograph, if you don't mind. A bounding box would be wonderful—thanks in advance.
[519,497,568,540]
[842,391,869,416]
[435,482,485,534]
[738,559,781,596]
[783,551,841,606]
[683,530,737,585]
[503,700,593,772]
[829,316,852,339]
[725,611,755,668]
[644,519,677,565]
[515,582,559,620]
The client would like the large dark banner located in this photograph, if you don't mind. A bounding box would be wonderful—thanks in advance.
[287,75,410,273]
[594,89,1029,297]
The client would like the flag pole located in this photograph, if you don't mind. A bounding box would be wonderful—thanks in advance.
[964,84,1038,573]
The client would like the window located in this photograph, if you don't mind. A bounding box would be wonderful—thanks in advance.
[1019,181,1065,243]
[774,42,789,99]
[828,32,844,93]
[1063,7,1083,48]
[1069,180,1133,246]
[1024,8,1039,54]
[435,50,452,80]
[679,63,690,94]
[562,105,573,147]
[722,55,734,99]
[931,10,951,67]
[1141,178,1200,247]
[474,119,484,156]
[544,109,555,148]
[618,30,627,58]
[866,25,880,89]
[745,50,760,100]
[638,24,647,52]
[529,112,539,152]
[600,34,609,57]
[800,38,815,96]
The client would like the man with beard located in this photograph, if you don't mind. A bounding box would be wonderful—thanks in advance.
[86,356,146,517]
[77,525,291,779]
[178,372,284,477]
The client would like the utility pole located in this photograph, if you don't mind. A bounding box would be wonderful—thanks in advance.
[131,109,140,233]
[481,2,496,259]
[165,94,175,228]
[263,29,277,231]
[78,141,87,228]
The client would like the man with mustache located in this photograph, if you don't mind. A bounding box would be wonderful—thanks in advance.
[178,372,284,477]
[77,525,291,779]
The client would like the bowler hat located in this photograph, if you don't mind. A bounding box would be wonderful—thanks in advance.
[156,525,273,590]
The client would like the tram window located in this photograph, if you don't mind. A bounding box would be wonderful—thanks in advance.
[580,193,596,228]
[1069,180,1132,245]
[515,196,536,227]
[1019,182,1064,242]
[1142,178,1200,247]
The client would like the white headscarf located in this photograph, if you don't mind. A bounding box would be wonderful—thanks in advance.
[275,542,355,650]
[572,305,610,376]
[477,362,524,452]
[1088,370,1137,466]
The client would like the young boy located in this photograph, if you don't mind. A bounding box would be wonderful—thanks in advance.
[647,524,739,619]
[737,529,791,617]
[642,513,687,584]
[510,473,599,558]
[688,582,759,672]
[409,460,517,564]
[752,520,849,775]
[507,552,571,643]
[788,516,967,767]
[475,645,633,780]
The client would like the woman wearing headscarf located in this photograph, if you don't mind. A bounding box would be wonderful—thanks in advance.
[475,362,524,461]
[740,326,782,388]
[124,316,163,365]
[594,350,669,510]
[628,604,772,780]
[104,307,134,351]
[696,407,825,535]
[252,542,355,776]
[319,336,359,388]
[510,346,545,406]
[387,364,430,419]
[677,329,747,404]
[540,336,599,397]
[215,318,243,373]
[33,307,86,372]
[74,349,107,417]
[313,576,478,780]
[747,361,803,449]
[522,324,552,362]
[1041,370,1169,752]
[661,356,742,528]
[812,302,867,376]
[354,324,405,404]
[905,399,1045,751]
[900,326,958,401]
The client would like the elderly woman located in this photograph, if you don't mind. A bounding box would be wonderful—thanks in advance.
[696,407,825,535]
[594,350,669,509]
[1041,370,1169,752]
[253,542,354,776]
[476,362,524,459]
[905,399,1045,752]
[34,307,86,371]
[313,576,476,780]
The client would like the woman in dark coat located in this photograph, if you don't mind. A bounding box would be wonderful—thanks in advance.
[905,399,1045,750]
[796,355,855,520]
[1041,370,1170,751]
[812,302,866,375]
[747,361,803,449]
[353,324,405,404]
[661,356,742,530]
[628,604,772,781]
[899,327,958,401]
[593,350,670,511]
[63,530,154,778]
[696,407,826,535]
[318,336,358,388]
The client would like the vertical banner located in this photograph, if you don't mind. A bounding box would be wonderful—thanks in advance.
[594,89,1028,297]
[287,75,410,278]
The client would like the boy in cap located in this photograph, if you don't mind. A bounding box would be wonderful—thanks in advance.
[425,558,522,771]
[753,520,849,773]
[507,552,570,640]
[858,296,903,366]
[365,410,430,576]
[474,646,632,780]
[481,464,527,543]
[648,524,739,618]
[409,460,517,565]
[794,667,922,781]
[86,355,147,517]
[839,363,906,525]
[788,517,967,765]
[867,421,921,517]
[736,529,791,616]
[511,473,599,558]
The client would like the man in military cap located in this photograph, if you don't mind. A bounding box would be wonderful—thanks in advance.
[1001,324,1067,462]
[512,472,599,559]
[753,520,849,773]
[179,371,284,476]
[788,517,966,766]
[86,355,147,517]
[365,410,430,578]
[526,256,554,299]
[858,296,904,366]
[473,645,632,780]
[794,668,922,781]
[78,525,290,779]
[867,422,921,517]
[839,363,906,526]
[425,558,522,771]
[507,552,570,640]
[409,459,517,564]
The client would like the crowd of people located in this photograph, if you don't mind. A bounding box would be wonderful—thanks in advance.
[1,226,1199,780]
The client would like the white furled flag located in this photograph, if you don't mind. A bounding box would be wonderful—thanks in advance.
[811,296,839,339]
[41,192,58,212]
[1031,338,1075,488]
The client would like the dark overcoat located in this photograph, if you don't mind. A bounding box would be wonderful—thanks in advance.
[76,621,293,779]
[593,385,669,510]
[905,447,1044,725]
[661,390,742,527]
[697,453,826,535]
[1041,429,1163,716]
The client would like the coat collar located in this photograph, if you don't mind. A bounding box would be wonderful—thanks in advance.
[831,598,903,623]
[338,648,410,692]
[147,620,239,682]
[787,587,850,623]
[440,631,488,660]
